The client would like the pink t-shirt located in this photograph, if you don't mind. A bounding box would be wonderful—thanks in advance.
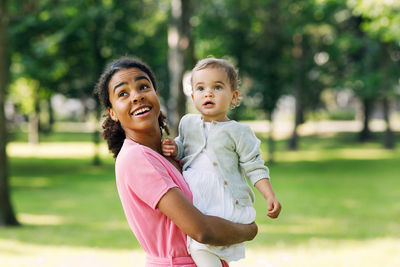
[115,139,196,266]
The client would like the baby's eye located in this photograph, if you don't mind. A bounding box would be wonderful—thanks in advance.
[197,86,204,91]
[214,85,222,90]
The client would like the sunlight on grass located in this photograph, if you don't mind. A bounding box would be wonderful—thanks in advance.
[12,177,52,188]
[259,217,338,235]
[89,221,130,231]
[18,214,65,226]
[0,240,146,267]
[275,147,399,162]
[3,134,399,266]
[238,238,400,267]
[7,142,110,158]
[1,238,399,267]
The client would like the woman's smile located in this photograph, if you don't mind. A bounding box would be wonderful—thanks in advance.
[131,105,152,117]
[107,68,161,135]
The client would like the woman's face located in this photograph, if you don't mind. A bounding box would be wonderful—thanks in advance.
[107,68,161,136]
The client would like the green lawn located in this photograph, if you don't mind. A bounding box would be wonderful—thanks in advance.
[1,131,400,266]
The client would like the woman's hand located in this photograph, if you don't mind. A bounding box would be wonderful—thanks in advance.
[158,187,258,246]
[247,221,258,241]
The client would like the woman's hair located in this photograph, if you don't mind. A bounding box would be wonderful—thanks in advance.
[94,56,169,158]
[191,57,241,108]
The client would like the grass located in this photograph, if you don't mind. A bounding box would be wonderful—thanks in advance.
[1,131,400,266]
[5,157,138,249]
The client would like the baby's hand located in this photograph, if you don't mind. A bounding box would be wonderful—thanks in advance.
[162,137,178,157]
[266,196,282,219]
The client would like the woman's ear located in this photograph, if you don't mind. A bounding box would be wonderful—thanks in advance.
[107,107,118,122]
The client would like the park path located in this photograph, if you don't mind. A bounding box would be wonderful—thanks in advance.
[243,119,400,139]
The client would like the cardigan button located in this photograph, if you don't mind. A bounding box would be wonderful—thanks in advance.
[224,181,228,185]
[213,162,217,166]
[235,200,239,204]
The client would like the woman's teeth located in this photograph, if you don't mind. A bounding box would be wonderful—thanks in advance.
[134,107,150,116]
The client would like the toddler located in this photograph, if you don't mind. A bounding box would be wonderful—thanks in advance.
[162,57,281,267]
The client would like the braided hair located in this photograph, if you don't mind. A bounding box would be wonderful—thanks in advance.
[94,56,169,158]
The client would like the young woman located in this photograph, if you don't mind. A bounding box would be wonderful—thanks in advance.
[94,56,257,267]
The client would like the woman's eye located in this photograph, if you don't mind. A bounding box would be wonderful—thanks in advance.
[140,84,150,90]
[118,91,127,97]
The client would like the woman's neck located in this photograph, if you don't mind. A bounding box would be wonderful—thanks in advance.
[125,129,162,154]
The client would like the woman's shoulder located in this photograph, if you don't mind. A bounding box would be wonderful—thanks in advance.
[118,139,145,158]
[118,139,176,172]
[117,139,158,167]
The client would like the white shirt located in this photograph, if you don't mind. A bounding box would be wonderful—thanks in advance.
[183,121,256,262]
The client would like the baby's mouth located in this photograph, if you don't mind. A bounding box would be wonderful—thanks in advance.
[203,101,215,107]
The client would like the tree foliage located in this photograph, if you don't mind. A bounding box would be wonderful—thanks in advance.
[2,0,399,173]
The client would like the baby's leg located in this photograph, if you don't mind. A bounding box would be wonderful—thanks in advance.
[191,250,223,267]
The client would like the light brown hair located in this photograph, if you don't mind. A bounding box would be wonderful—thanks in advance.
[191,57,241,108]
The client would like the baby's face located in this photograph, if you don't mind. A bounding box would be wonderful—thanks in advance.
[191,67,238,122]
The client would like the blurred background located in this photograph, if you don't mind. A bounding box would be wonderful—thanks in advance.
[0,0,399,266]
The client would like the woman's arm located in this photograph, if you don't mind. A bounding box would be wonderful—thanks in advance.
[157,187,258,246]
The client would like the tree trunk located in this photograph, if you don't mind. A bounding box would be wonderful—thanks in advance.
[80,95,89,122]
[167,0,192,135]
[266,112,274,164]
[47,96,54,132]
[28,113,39,144]
[359,98,373,142]
[182,0,195,68]
[288,34,303,150]
[288,78,304,150]
[382,96,395,149]
[288,95,302,150]
[92,103,101,165]
[0,0,19,227]
[28,87,40,144]
[90,3,104,166]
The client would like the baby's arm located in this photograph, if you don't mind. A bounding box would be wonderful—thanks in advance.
[254,178,281,219]
[235,125,281,219]
[161,137,178,157]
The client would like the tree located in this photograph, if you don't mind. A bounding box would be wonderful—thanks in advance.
[9,0,170,162]
[332,10,399,143]
[0,0,19,227]
[167,0,194,134]
[9,0,60,144]
[284,0,345,150]
[244,0,287,160]
[348,0,400,147]
[193,0,288,162]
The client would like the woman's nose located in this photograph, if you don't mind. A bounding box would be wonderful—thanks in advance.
[131,92,144,103]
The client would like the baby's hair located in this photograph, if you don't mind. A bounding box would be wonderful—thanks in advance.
[191,57,241,108]
[192,57,239,91]
[93,56,169,158]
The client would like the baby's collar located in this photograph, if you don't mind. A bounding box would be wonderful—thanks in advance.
[201,116,231,125]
